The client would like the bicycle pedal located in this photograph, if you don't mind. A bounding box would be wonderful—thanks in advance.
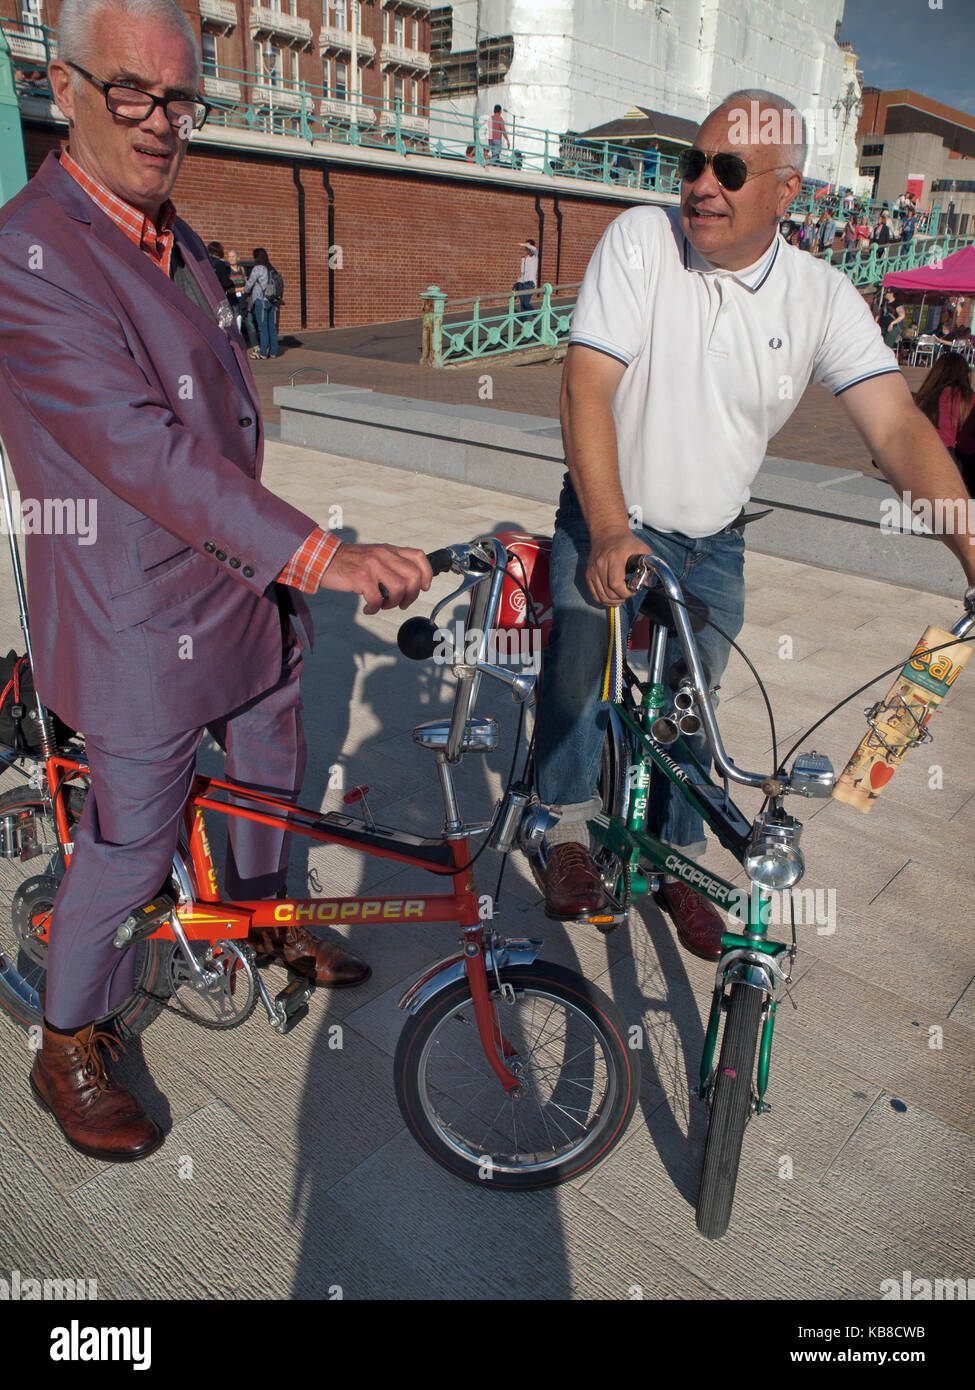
[579,896,627,934]
[113,895,175,949]
[272,974,314,1034]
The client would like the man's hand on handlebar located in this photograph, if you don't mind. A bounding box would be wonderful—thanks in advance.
[586,530,653,607]
[320,543,433,615]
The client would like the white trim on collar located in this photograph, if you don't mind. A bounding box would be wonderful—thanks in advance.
[682,231,779,291]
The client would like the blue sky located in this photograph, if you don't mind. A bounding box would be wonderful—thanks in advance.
[839,0,975,115]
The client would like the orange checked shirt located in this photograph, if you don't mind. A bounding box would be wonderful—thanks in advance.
[59,150,339,593]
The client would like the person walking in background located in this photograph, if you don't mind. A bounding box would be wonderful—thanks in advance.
[488,104,509,164]
[914,351,974,466]
[798,212,815,250]
[872,210,893,256]
[245,246,278,360]
[877,287,906,351]
[642,140,659,190]
[206,240,234,300]
[226,247,255,348]
[515,237,539,313]
[843,215,858,264]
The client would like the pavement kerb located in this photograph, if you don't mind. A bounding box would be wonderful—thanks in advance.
[274,383,970,599]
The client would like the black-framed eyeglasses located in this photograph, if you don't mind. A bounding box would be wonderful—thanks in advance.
[677,147,796,192]
[65,61,211,131]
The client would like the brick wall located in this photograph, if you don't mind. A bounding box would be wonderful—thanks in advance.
[22,125,626,332]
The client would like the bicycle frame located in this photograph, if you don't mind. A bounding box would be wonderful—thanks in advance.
[31,743,526,1092]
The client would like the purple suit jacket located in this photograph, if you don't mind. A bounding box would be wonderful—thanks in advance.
[0,153,315,740]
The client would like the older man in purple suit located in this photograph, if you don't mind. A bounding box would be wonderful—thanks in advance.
[0,0,430,1162]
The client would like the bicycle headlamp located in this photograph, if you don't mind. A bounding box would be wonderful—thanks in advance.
[744,812,804,890]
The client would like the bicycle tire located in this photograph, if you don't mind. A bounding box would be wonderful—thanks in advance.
[695,980,764,1239]
[394,960,639,1189]
[0,786,171,1037]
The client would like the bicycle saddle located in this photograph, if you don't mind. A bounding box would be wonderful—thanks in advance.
[638,585,709,633]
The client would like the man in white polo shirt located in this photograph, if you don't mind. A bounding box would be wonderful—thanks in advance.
[537,88,975,956]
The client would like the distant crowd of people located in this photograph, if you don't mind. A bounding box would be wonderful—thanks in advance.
[779,189,920,262]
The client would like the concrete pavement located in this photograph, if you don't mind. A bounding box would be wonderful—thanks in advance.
[0,442,972,1301]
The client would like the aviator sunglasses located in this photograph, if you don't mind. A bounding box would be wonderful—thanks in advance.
[677,147,795,191]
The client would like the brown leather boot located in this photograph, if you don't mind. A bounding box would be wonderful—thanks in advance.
[544,842,605,920]
[249,924,371,987]
[30,1021,164,1162]
[657,878,725,961]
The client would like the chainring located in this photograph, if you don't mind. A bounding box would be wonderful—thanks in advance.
[167,938,258,1029]
[10,873,61,969]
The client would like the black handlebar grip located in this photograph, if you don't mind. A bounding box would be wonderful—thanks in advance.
[397,616,440,661]
[427,548,454,576]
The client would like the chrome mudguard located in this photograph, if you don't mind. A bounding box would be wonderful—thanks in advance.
[398,937,543,1015]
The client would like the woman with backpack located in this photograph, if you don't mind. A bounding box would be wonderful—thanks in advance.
[244,247,281,360]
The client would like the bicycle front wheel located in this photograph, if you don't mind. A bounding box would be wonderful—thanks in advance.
[695,981,764,1239]
[0,787,170,1036]
[394,961,639,1189]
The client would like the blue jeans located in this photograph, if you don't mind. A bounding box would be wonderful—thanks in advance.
[255,297,278,357]
[534,477,746,852]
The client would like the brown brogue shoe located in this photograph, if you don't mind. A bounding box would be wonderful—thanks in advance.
[657,879,725,961]
[544,842,605,920]
[249,925,371,988]
[30,1022,164,1162]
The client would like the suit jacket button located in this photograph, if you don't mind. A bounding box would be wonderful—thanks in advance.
[229,557,241,569]
[243,565,255,578]
[216,549,227,561]
[239,417,253,427]
[204,540,216,553]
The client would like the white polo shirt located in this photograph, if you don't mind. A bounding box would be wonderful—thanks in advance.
[568,206,899,536]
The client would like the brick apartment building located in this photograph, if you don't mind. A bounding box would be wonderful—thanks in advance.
[0,1,649,332]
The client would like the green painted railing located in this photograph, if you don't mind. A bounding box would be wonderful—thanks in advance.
[421,234,975,366]
[420,283,580,366]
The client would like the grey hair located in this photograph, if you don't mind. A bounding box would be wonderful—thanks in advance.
[714,88,807,178]
[58,0,199,84]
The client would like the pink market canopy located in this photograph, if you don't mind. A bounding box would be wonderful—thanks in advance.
[882,245,975,293]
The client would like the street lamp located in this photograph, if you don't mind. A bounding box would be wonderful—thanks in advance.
[832,81,862,193]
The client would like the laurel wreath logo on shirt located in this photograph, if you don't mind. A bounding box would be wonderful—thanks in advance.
[769,336,783,349]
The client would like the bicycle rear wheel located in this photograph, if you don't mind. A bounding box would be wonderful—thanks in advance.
[394,960,639,1189]
[0,786,170,1036]
[695,981,764,1239]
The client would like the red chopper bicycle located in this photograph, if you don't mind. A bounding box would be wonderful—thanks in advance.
[0,445,640,1188]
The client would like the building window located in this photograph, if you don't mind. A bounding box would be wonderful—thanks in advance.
[20,0,43,34]
[393,73,404,106]
[291,50,299,84]
[394,14,405,45]
[333,0,346,25]
[335,60,348,98]
[322,57,329,96]
[862,143,884,157]
[201,32,217,77]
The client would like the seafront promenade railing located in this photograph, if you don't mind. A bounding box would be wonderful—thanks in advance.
[0,17,917,218]
[420,234,975,366]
